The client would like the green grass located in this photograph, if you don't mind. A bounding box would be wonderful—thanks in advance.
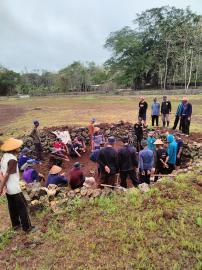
[0,170,201,269]
[0,94,202,139]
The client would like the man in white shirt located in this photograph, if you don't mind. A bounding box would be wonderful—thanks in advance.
[0,138,34,232]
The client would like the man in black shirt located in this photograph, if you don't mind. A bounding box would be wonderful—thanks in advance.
[138,96,148,126]
[134,117,144,152]
[97,136,118,186]
[161,96,172,127]
[153,139,169,181]
[118,136,139,188]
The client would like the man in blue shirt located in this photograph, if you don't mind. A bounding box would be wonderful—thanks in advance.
[151,97,160,126]
[139,140,154,184]
[46,165,68,187]
[167,134,177,173]
[180,97,192,135]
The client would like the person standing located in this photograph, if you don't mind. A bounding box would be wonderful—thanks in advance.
[88,118,96,151]
[180,97,192,135]
[151,97,160,126]
[172,101,183,130]
[118,136,139,188]
[147,131,156,152]
[166,134,177,173]
[138,96,148,126]
[161,96,172,127]
[0,138,34,232]
[153,139,169,181]
[30,120,43,161]
[134,117,144,152]
[139,140,154,185]
[97,136,119,186]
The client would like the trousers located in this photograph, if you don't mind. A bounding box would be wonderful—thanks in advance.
[6,192,32,231]
[181,116,190,135]
[151,115,159,126]
[34,143,43,160]
[139,169,151,184]
[120,170,139,188]
[100,173,116,186]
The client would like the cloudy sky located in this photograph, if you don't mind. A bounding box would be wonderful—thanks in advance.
[1,0,202,72]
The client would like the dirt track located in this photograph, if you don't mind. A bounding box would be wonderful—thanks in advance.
[0,104,24,126]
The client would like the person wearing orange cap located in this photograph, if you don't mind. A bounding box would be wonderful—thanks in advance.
[153,139,169,181]
[0,138,35,232]
[88,118,96,151]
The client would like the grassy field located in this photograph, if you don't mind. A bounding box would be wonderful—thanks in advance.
[0,94,202,269]
[0,94,202,139]
[0,171,202,269]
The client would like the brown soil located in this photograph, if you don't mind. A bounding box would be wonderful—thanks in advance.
[0,104,24,128]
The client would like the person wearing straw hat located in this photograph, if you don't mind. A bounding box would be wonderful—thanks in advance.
[0,138,34,232]
[69,162,85,190]
[139,139,154,184]
[46,165,68,187]
[30,120,43,161]
[153,139,169,181]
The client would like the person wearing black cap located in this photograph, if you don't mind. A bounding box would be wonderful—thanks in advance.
[118,136,139,188]
[30,120,43,161]
[97,136,118,186]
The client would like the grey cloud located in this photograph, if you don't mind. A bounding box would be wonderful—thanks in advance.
[0,0,201,72]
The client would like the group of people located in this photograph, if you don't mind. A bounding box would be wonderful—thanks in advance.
[139,96,192,135]
[0,96,191,233]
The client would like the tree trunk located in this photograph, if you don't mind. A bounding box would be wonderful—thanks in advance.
[195,53,201,88]
[184,42,187,91]
[186,49,193,90]
[164,41,170,90]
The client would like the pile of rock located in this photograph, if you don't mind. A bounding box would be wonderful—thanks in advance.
[22,121,202,162]
[20,181,127,214]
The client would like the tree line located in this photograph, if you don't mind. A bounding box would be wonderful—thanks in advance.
[1,6,202,95]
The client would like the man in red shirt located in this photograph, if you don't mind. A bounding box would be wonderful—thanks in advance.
[69,162,85,189]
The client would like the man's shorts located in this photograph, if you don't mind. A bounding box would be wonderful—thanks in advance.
[139,113,146,121]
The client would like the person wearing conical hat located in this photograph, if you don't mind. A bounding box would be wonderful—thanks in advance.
[0,138,35,232]
[46,165,68,187]
[154,139,169,182]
